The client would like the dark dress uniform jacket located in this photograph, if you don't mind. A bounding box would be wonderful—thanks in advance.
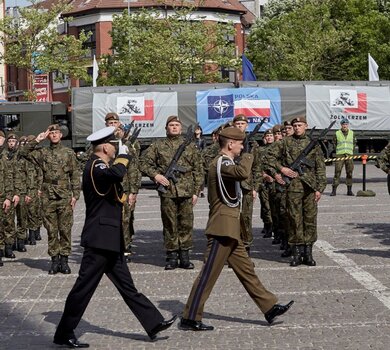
[81,154,127,252]
[205,152,253,241]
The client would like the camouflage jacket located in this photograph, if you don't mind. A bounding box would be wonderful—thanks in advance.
[239,141,261,192]
[20,140,81,200]
[264,133,327,193]
[377,143,390,174]
[122,145,142,194]
[0,157,13,200]
[202,142,220,174]
[139,135,203,198]
[24,149,43,197]
[0,148,24,196]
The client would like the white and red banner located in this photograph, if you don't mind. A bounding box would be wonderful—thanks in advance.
[306,85,390,130]
[92,92,178,137]
[233,99,271,117]
[33,74,51,102]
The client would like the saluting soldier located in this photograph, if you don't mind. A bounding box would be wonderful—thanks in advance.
[232,115,261,254]
[264,116,327,267]
[179,126,293,331]
[330,118,356,196]
[139,116,203,270]
[20,124,81,275]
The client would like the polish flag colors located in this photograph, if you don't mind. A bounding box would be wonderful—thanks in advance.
[234,99,271,117]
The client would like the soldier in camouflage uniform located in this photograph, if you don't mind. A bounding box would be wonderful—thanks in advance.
[202,126,222,175]
[257,129,274,238]
[140,116,203,270]
[23,135,44,245]
[376,142,390,195]
[20,124,81,275]
[233,115,261,253]
[1,134,23,257]
[264,117,327,267]
[0,156,13,266]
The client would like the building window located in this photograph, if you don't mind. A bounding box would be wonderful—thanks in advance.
[78,24,96,58]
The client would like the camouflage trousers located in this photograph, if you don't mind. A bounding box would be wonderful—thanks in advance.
[240,189,254,247]
[3,204,16,245]
[280,191,290,243]
[0,200,5,250]
[332,157,354,187]
[26,195,42,230]
[269,189,281,235]
[41,196,74,257]
[287,186,318,245]
[16,199,28,241]
[122,201,135,249]
[259,184,272,225]
[160,196,193,251]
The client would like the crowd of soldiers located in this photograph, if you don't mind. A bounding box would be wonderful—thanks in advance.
[1,113,389,270]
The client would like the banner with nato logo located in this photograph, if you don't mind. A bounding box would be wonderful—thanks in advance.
[196,88,282,134]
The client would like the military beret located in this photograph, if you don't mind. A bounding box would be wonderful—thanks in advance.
[222,121,233,129]
[233,114,248,123]
[283,120,292,127]
[19,136,27,142]
[212,125,223,135]
[87,126,117,145]
[219,126,245,140]
[166,115,182,127]
[26,135,36,142]
[272,124,282,133]
[263,129,273,136]
[340,118,350,124]
[105,112,119,122]
[291,116,307,125]
[0,130,5,138]
[48,124,61,131]
[7,133,18,141]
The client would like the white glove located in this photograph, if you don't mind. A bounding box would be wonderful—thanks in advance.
[118,140,129,155]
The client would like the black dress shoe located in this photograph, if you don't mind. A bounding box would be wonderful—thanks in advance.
[53,337,89,348]
[148,315,177,340]
[179,318,214,331]
[265,301,294,324]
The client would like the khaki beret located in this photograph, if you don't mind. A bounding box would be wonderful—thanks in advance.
[105,112,119,122]
[291,116,307,125]
[48,124,61,131]
[19,136,27,142]
[263,129,273,136]
[272,124,282,133]
[283,120,292,127]
[212,125,223,135]
[0,130,5,138]
[219,126,246,140]
[26,135,36,142]
[7,133,18,141]
[166,115,182,127]
[233,114,248,123]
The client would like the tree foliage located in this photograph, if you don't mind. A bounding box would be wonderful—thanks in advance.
[0,0,91,99]
[99,8,239,85]
[247,0,390,80]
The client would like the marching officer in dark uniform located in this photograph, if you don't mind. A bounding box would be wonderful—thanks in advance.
[53,127,176,348]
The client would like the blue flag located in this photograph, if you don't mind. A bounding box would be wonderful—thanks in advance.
[242,54,257,81]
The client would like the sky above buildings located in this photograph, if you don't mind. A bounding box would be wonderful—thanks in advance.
[6,0,31,7]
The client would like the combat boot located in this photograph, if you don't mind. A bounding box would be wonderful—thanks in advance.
[4,244,15,258]
[330,186,337,196]
[16,238,27,252]
[281,245,292,258]
[28,229,36,245]
[302,244,316,266]
[263,223,273,238]
[165,251,179,270]
[35,228,42,241]
[347,186,354,196]
[272,230,281,245]
[0,249,4,267]
[178,249,194,269]
[290,245,302,267]
[60,255,71,274]
[48,255,60,275]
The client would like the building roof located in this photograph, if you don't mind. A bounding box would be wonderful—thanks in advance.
[39,0,250,17]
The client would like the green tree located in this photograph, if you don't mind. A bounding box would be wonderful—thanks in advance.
[99,8,239,85]
[0,0,91,100]
[247,0,390,80]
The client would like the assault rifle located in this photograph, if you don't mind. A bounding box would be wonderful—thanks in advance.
[122,120,135,142]
[243,118,267,152]
[127,126,141,145]
[157,125,194,194]
[281,120,336,187]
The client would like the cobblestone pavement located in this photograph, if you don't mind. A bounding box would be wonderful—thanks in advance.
[1,164,390,350]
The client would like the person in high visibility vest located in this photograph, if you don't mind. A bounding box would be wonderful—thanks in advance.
[330,118,356,196]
